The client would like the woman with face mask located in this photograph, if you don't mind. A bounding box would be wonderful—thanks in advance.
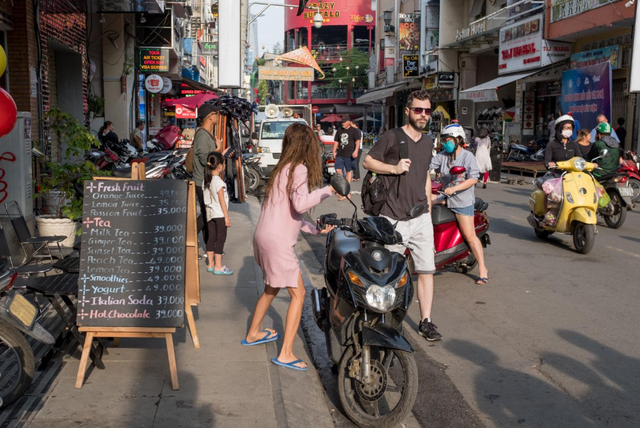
[430,124,488,284]
[544,115,583,169]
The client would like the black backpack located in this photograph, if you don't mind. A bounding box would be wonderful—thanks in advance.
[361,129,404,216]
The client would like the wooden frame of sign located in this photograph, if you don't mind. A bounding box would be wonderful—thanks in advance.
[75,163,200,391]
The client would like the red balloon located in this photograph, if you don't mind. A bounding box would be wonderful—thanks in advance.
[0,88,17,138]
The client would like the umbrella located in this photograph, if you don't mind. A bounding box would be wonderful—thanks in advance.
[321,114,345,123]
[353,115,380,122]
[162,93,218,108]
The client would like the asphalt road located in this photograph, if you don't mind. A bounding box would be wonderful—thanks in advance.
[297,164,640,427]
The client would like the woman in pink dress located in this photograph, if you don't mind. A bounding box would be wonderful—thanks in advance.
[243,123,334,371]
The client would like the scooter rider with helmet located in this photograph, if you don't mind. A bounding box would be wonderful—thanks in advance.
[545,114,582,169]
[430,124,489,285]
[587,122,622,179]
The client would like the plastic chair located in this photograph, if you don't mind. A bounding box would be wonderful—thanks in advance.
[4,201,65,264]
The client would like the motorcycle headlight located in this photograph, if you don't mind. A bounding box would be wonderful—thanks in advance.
[574,158,586,171]
[365,285,396,312]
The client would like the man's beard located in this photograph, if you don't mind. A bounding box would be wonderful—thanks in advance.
[408,115,427,132]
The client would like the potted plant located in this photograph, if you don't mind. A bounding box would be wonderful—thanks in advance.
[35,108,109,247]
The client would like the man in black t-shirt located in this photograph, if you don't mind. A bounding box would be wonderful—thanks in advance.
[333,118,361,198]
[364,89,442,342]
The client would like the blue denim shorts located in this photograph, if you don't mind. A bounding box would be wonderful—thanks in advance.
[449,205,474,217]
[335,156,356,172]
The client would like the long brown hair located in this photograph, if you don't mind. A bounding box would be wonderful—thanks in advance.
[264,123,322,204]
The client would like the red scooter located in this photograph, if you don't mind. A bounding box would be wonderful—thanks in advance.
[405,166,491,274]
[620,150,640,202]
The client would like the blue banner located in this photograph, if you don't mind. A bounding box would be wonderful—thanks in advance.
[561,62,612,131]
[570,46,619,70]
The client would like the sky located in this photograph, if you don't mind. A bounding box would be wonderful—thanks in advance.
[254,0,286,54]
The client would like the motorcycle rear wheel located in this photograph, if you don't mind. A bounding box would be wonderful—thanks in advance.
[602,193,627,229]
[0,319,35,409]
[573,223,595,254]
[338,345,418,428]
[244,166,262,194]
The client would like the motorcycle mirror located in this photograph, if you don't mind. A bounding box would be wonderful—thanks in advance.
[600,149,610,158]
[251,132,258,140]
[330,174,350,197]
[407,205,425,219]
[450,166,467,175]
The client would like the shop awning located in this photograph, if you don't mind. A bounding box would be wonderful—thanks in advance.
[356,82,410,105]
[182,77,219,94]
[459,71,536,103]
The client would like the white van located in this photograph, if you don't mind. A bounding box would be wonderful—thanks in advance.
[252,105,311,178]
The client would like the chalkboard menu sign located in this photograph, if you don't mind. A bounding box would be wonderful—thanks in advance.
[77,180,188,328]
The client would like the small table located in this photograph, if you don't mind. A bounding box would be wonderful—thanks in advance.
[24,273,105,370]
[52,257,80,274]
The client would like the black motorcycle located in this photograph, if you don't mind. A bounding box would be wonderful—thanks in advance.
[311,175,418,428]
[0,266,55,408]
[242,153,264,194]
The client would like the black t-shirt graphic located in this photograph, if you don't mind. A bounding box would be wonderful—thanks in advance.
[334,127,360,158]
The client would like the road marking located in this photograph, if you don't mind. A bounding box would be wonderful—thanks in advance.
[606,245,640,259]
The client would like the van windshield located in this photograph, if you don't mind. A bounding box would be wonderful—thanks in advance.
[260,121,298,140]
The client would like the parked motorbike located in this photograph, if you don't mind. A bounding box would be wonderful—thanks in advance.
[311,175,418,428]
[148,125,182,152]
[0,266,55,408]
[527,155,604,254]
[506,143,536,162]
[322,151,336,181]
[242,153,263,194]
[619,150,640,202]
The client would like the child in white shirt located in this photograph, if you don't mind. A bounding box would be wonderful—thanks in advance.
[203,152,233,275]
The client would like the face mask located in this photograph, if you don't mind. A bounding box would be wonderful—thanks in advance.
[561,129,573,139]
[443,140,456,153]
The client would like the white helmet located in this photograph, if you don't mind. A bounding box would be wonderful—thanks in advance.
[441,123,466,142]
[555,114,574,125]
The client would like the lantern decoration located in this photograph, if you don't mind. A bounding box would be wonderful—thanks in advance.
[0,45,18,138]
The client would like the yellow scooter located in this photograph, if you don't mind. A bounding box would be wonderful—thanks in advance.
[528,156,604,254]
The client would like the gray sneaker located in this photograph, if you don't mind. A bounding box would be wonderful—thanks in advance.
[419,320,443,342]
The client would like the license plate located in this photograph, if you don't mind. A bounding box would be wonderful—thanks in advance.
[8,293,37,329]
[619,187,634,197]
[328,167,335,174]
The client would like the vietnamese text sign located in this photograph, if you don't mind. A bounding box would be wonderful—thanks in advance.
[258,66,315,81]
[460,89,498,103]
[570,46,619,70]
[498,13,570,74]
[403,55,419,78]
[139,48,170,72]
[561,62,612,130]
[78,180,188,328]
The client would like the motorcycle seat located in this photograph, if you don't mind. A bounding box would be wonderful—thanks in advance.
[533,177,545,189]
[327,229,361,275]
[431,204,457,226]
[474,197,489,212]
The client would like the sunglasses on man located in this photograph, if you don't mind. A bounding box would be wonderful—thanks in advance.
[408,107,432,115]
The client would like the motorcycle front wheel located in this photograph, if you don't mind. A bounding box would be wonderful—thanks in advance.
[0,319,35,409]
[573,223,596,254]
[602,193,627,229]
[244,166,262,194]
[338,345,418,428]
[628,178,640,202]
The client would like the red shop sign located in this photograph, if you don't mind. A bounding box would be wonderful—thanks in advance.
[175,104,197,119]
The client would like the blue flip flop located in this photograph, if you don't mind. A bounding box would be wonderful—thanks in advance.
[241,330,278,346]
[271,358,308,371]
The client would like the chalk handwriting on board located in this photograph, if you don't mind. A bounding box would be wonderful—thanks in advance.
[78,180,188,328]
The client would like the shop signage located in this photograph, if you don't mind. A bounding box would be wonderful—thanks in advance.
[403,55,420,78]
[570,46,619,70]
[454,18,488,42]
[139,48,170,73]
[258,66,315,81]
[160,77,172,94]
[561,62,612,132]
[550,0,609,23]
[459,89,498,103]
[285,1,374,29]
[144,74,164,93]
[175,104,197,119]
[438,72,454,85]
[498,13,570,74]
[384,46,395,59]
[384,58,395,67]
[200,41,218,55]
[424,75,436,90]
[399,13,420,52]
